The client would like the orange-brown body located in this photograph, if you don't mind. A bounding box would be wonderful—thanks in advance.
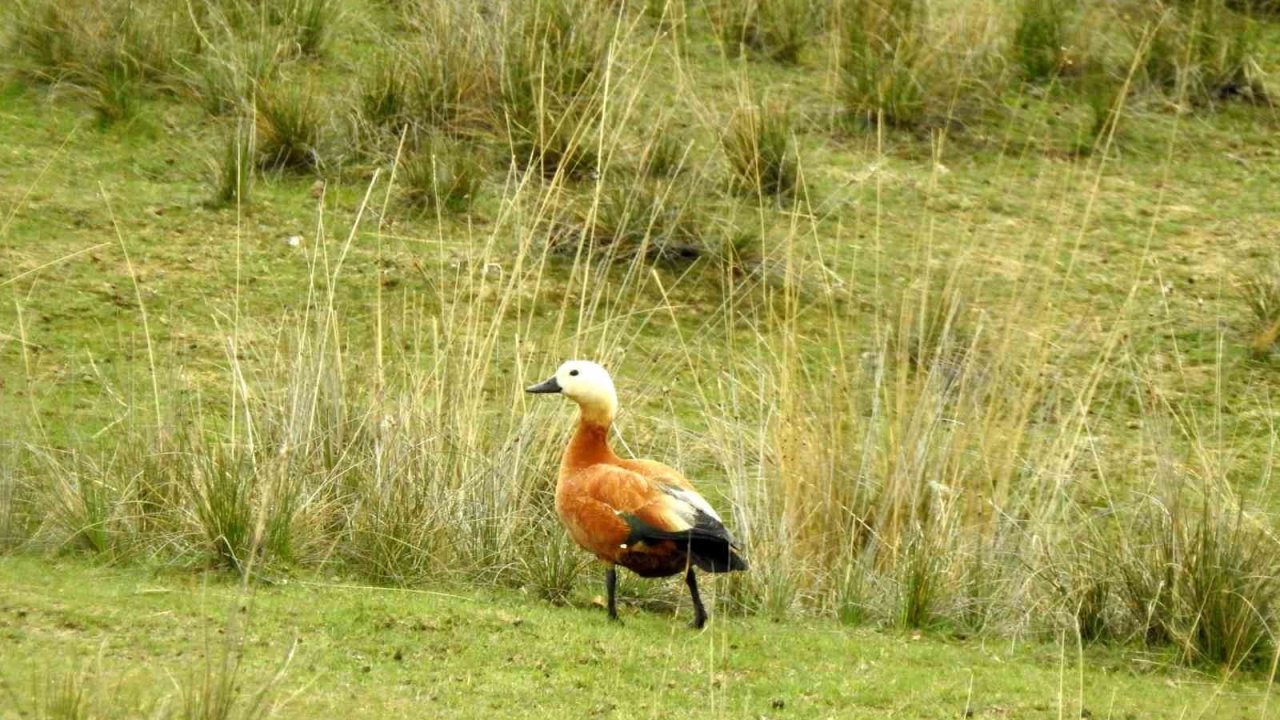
[554,419,697,577]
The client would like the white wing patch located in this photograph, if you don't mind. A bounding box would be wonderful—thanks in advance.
[663,487,723,523]
[654,495,694,531]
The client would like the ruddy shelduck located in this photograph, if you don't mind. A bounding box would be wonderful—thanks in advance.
[526,360,748,628]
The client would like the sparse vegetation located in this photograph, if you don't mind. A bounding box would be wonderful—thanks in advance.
[6,555,1274,717]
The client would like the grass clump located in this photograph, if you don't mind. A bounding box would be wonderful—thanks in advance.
[186,444,264,572]
[188,33,286,116]
[1175,503,1278,668]
[8,0,197,126]
[346,461,453,587]
[1136,0,1268,105]
[1032,450,1280,672]
[836,0,931,129]
[355,4,494,155]
[890,278,973,373]
[213,119,257,208]
[1107,491,1280,670]
[708,0,815,64]
[202,0,338,60]
[286,0,337,58]
[543,171,709,265]
[33,666,93,720]
[22,448,134,558]
[399,1,495,133]
[572,179,710,263]
[638,122,691,179]
[498,0,612,178]
[517,522,588,603]
[1076,64,1127,152]
[1232,0,1280,13]
[1042,531,1120,643]
[722,101,798,197]
[1013,0,1072,83]
[86,60,142,128]
[398,137,485,215]
[359,53,412,133]
[254,82,325,172]
[0,453,26,552]
[505,102,601,180]
[9,0,191,85]
[1237,265,1280,356]
[9,0,87,77]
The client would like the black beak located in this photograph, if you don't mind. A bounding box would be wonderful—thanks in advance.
[525,375,562,394]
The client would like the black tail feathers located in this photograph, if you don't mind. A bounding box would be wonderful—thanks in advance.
[692,548,749,573]
[688,537,749,573]
[620,512,749,574]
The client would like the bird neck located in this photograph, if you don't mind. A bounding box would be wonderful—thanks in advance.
[560,415,617,478]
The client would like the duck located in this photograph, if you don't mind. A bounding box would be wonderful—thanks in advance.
[526,360,748,628]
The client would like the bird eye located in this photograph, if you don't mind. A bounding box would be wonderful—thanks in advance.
[569,369,579,377]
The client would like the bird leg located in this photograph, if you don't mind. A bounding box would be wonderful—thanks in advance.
[685,568,708,629]
[605,566,620,622]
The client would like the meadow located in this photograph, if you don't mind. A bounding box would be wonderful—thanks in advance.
[1,0,1280,716]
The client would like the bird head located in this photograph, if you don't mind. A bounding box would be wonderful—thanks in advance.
[526,360,618,425]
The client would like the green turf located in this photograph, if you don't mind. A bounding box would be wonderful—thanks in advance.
[0,555,1274,719]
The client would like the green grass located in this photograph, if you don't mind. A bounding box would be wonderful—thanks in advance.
[1,555,1275,719]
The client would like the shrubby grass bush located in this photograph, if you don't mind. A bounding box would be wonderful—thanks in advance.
[398,136,485,215]
[255,82,325,172]
[722,101,798,197]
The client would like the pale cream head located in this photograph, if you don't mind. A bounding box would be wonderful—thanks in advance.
[525,360,619,425]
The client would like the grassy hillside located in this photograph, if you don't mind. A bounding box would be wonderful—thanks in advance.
[2,0,1280,712]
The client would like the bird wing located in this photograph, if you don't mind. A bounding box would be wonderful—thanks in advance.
[572,466,738,548]
[556,465,658,558]
[618,480,747,573]
[559,464,746,571]
[617,458,696,490]
[571,465,678,532]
